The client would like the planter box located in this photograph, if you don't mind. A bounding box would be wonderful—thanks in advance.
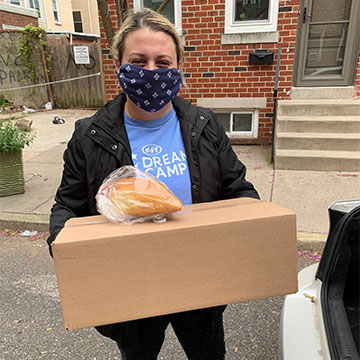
[0,151,24,197]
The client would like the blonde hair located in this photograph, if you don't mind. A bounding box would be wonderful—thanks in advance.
[111,8,183,65]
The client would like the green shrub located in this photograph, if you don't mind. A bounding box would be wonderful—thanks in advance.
[0,120,35,153]
[0,95,9,110]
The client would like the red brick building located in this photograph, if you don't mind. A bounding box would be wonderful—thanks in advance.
[99,0,360,145]
[0,2,38,29]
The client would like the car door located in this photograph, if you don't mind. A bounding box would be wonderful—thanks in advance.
[315,200,360,359]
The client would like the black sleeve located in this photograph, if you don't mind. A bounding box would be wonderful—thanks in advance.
[46,122,89,255]
[215,115,260,200]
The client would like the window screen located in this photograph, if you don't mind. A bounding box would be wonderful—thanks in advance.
[52,0,59,22]
[143,0,175,24]
[233,113,252,132]
[234,0,269,22]
[30,0,41,17]
[73,11,83,33]
[215,113,231,132]
[215,112,255,134]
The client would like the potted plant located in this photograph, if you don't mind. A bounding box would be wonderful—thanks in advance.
[0,118,35,196]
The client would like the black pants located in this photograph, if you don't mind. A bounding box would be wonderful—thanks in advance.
[96,305,226,360]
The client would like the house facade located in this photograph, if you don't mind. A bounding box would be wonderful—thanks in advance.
[0,0,100,35]
[0,1,38,29]
[99,0,360,146]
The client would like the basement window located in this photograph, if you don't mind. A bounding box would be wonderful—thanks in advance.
[215,111,259,137]
[10,0,20,5]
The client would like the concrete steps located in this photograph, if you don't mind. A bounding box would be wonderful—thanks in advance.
[275,99,360,171]
[277,132,360,151]
[278,99,360,116]
[275,150,360,172]
[277,116,360,133]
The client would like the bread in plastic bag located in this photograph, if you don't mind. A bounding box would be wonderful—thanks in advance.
[96,165,183,224]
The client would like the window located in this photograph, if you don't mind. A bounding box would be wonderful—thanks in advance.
[215,111,258,137]
[52,0,60,23]
[133,0,182,35]
[10,0,20,5]
[73,11,83,33]
[29,0,41,17]
[225,0,279,34]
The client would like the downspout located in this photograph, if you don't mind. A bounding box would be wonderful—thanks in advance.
[271,47,281,165]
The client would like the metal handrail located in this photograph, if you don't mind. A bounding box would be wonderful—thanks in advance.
[270,47,282,164]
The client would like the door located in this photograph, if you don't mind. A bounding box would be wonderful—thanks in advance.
[295,0,360,87]
[315,200,360,359]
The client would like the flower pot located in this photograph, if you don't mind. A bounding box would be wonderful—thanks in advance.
[0,151,25,197]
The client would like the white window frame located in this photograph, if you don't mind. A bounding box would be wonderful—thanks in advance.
[73,10,83,33]
[133,0,182,35]
[29,0,41,18]
[225,0,279,34]
[52,0,60,24]
[216,110,259,138]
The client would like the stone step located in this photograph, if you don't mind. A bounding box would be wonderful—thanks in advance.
[276,115,360,133]
[278,99,360,116]
[275,149,360,172]
[290,86,354,99]
[276,132,360,152]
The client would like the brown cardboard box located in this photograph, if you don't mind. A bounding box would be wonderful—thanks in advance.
[53,198,298,330]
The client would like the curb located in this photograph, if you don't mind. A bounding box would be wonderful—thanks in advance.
[296,232,327,251]
[0,212,49,233]
[0,212,327,251]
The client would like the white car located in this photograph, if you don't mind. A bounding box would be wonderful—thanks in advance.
[280,199,360,360]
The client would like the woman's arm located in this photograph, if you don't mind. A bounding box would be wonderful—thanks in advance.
[47,122,89,255]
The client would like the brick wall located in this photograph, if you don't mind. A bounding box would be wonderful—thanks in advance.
[180,0,300,143]
[98,0,359,144]
[0,10,38,28]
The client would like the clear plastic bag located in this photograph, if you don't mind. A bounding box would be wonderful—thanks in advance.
[96,165,183,225]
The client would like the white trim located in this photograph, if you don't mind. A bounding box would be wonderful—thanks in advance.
[0,2,38,17]
[214,110,259,138]
[28,0,41,18]
[231,110,259,137]
[46,30,100,38]
[2,24,24,30]
[221,31,279,45]
[73,10,83,33]
[198,98,263,138]
[197,97,266,110]
[52,0,60,24]
[225,0,279,34]
[133,0,182,35]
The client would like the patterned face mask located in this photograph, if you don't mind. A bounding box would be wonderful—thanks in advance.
[117,64,182,113]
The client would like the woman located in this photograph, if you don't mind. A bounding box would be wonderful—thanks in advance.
[48,8,259,360]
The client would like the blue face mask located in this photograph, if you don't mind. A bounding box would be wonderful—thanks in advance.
[117,64,182,113]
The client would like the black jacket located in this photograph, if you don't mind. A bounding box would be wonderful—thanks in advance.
[47,93,259,249]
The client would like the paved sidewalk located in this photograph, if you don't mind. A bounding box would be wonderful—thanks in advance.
[1,108,359,249]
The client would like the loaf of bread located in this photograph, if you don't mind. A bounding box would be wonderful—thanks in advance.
[110,177,183,216]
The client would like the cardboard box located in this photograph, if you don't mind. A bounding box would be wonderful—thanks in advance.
[53,198,298,330]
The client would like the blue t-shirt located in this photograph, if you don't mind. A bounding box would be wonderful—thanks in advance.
[124,107,193,205]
